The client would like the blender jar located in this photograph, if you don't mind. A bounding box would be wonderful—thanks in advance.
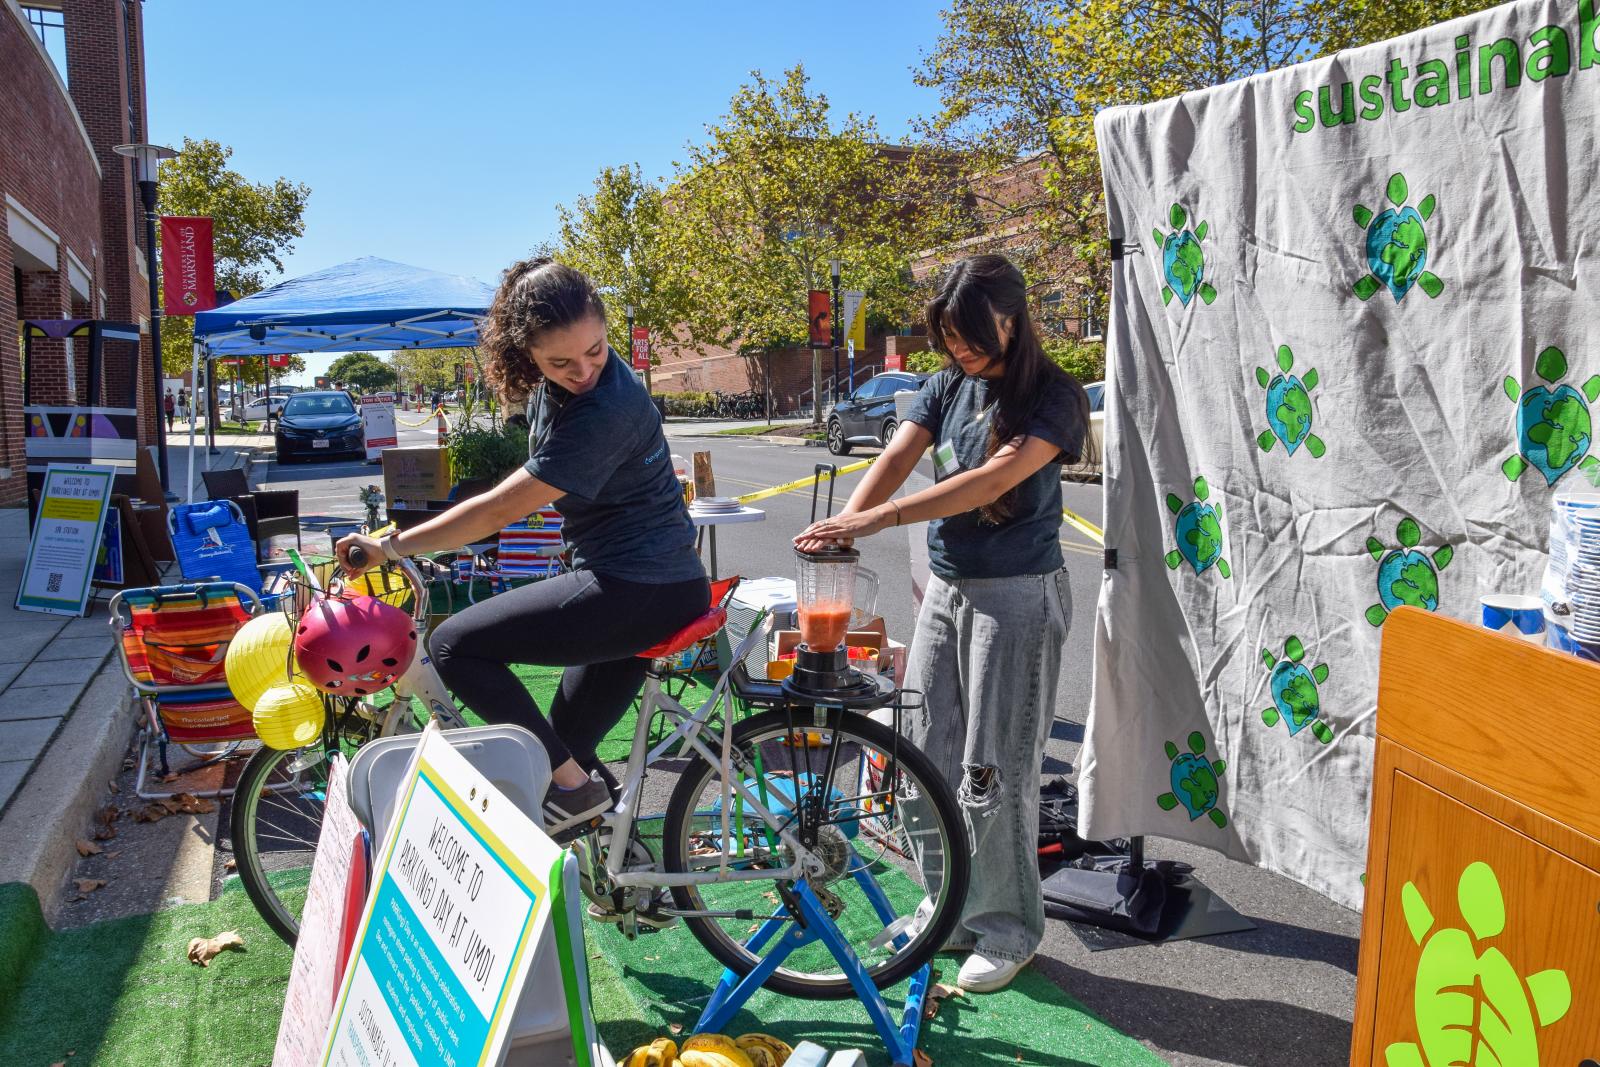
[795,546,859,652]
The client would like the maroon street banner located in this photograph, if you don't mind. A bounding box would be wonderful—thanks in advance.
[808,290,832,349]
[267,354,292,369]
[158,216,216,314]
[631,326,650,369]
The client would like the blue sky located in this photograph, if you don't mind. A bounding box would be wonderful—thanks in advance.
[144,2,948,382]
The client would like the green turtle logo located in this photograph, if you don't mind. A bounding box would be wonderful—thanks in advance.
[1255,345,1325,458]
[1385,861,1571,1067]
[1164,476,1231,579]
[1353,173,1444,303]
[1365,516,1453,627]
[1156,732,1227,828]
[1152,202,1217,308]
[1502,345,1600,486]
[1259,637,1333,744]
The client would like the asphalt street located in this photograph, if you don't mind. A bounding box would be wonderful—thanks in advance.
[250,424,1359,1067]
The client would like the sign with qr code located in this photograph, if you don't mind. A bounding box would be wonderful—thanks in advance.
[18,464,114,616]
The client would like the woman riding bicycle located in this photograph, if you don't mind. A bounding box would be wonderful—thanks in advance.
[337,257,709,836]
[796,254,1087,993]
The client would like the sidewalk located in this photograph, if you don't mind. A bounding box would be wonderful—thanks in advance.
[0,435,260,924]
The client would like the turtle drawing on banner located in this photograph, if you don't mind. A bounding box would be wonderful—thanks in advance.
[1502,346,1600,486]
[1385,861,1571,1067]
[1152,202,1217,307]
[1353,173,1444,303]
[1164,476,1231,578]
[1364,516,1453,627]
[1259,637,1334,744]
[1255,345,1325,458]
[1155,732,1228,828]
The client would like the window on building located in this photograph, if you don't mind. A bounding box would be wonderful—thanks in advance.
[1081,297,1104,342]
[1039,289,1065,328]
[23,6,67,87]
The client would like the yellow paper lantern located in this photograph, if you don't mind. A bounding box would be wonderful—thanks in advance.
[252,682,326,750]
[224,612,298,712]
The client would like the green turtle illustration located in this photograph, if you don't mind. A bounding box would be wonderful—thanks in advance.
[1156,732,1227,828]
[1255,345,1325,458]
[1259,637,1333,744]
[1152,202,1217,308]
[1164,476,1231,579]
[1365,516,1453,627]
[1353,173,1444,303]
[1385,861,1571,1067]
[1502,345,1600,486]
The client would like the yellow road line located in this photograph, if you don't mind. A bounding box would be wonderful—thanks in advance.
[733,459,875,504]
[1062,506,1104,546]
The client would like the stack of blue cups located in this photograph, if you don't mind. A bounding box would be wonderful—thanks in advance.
[1543,490,1600,659]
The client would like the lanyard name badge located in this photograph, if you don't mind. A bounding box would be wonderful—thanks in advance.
[933,440,960,479]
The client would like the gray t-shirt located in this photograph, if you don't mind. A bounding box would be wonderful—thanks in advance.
[904,366,1086,580]
[524,352,704,583]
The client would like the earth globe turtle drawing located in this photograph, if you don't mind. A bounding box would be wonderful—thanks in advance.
[1502,345,1600,486]
[1152,202,1217,308]
[1255,345,1325,458]
[1259,637,1333,744]
[1164,476,1231,578]
[1353,172,1444,304]
[1386,861,1571,1067]
[1155,732,1228,828]
[1365,516,1453,627]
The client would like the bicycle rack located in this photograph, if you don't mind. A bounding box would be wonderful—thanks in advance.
[694,868,930,1067]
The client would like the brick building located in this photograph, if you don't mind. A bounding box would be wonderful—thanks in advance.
[2,0,157,507]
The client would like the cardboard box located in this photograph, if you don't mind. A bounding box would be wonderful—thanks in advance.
[381,447,452,508]
[770,617,893,679]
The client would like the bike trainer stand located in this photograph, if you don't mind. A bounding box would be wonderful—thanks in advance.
[695,877,929,1067]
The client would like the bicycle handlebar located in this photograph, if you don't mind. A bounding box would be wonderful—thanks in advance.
[340,542,430,624]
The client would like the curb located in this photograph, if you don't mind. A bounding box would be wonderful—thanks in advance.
[0,659,135,929]
[676,433,828,447]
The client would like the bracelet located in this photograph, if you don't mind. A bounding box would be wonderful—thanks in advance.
[380,533,403,561]
[890,500,902,527]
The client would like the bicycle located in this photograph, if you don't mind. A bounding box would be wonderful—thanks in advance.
[230,553,970,998]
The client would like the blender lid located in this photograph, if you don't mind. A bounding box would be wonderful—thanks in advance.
[795,544,860,562]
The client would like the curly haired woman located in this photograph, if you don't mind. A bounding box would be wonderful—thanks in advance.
[338,258,708,836]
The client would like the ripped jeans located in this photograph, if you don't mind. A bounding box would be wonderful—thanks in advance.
[903,569,1071,963]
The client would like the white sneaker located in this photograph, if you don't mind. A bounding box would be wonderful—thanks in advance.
[956,950,1033,993]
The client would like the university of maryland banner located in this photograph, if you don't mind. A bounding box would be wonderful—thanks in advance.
[159,215,216,314]
[1081,0,1600,909]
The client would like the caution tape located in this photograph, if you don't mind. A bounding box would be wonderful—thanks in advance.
[1062,506,1104,546]
[735,458,876,504]
[395,407,446,427]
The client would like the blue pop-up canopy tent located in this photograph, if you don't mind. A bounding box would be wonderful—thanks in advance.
[185,256,497,499]
[192,255,496,356]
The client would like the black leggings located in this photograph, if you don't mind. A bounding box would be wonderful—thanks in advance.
[429,569,710,773]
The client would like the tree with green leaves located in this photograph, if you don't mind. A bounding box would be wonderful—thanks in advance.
[553,165,688,391]
[661,64,960,422]
[389,347,476,395]
[327,352,396,393]
[155,137,310,381]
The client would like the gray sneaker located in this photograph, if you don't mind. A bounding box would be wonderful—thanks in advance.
[543,773,612,837]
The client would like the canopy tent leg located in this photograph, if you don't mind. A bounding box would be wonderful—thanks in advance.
[187,341,200,503]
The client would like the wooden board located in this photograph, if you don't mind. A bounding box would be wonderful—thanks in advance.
[693,450,716,499]
[1352,607,1600,1064]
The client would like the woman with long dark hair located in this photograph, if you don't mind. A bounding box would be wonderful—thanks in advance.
[795,253,1087,992]
[338,258,709,838]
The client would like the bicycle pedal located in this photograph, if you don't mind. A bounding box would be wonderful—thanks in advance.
[550,814,606,845]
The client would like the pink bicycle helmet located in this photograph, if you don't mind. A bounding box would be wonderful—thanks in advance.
[293,594,417,696]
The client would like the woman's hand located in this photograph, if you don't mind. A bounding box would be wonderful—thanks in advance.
[336,532,382,575]
[793,506,894,553]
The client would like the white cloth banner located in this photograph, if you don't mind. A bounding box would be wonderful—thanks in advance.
[1082,0,1600,909]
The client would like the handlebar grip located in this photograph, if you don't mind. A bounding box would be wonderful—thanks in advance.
[346,543,369,569]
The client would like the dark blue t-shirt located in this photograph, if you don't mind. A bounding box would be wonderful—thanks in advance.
[524,352,704,583]
[904,366,1086,580]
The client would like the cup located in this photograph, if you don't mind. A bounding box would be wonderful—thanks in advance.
[1480,594,1545,643]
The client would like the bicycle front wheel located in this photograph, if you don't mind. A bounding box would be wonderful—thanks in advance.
[660,706,969,999]
[231,744,328,945]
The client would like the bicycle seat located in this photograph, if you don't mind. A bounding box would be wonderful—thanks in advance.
[638,607,726,659]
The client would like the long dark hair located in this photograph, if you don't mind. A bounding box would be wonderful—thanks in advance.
[480,257,607,399]
[925,254,1087,522]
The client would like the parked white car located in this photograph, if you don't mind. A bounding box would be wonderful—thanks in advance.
[242,394,289,421]
[1065,381,1105,480]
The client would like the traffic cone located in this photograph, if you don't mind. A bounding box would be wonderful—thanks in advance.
[436,408,447,445]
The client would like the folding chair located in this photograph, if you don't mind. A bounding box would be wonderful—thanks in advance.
[202,466,301,557]
[168,500,295,606]
[495,509,567,581]
[109,581,264,799]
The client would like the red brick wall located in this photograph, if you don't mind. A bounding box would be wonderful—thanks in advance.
[650,334,912,416]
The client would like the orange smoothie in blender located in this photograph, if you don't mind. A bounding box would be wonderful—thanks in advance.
[798,604,851,650]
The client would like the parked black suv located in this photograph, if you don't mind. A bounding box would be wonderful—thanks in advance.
[826,371,928,455]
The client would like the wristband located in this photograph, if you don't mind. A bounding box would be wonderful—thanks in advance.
[890,501,902,527]
[380,533,403,561]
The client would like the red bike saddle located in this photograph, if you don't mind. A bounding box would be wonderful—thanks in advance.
[636,577,739,659]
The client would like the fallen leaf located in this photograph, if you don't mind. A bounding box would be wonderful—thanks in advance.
[923,982,964,1021]
[914,1051,934,1067]
[74,879,106,895]
[92,826,117,842]
[668,1023,684,1035]
[107,779,119,794]
[104,851,121,861]
[223,857,236,872]
[133,802,170,823]
[95,804,120,825]
[173,793,216,815]
[187,930,245,967]
[160,773,181,784]
[74,839,102,858]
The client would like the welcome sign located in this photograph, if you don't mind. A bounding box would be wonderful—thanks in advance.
[1082,0,1600,908]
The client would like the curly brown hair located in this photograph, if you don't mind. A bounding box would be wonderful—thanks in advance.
[479,257,608,399]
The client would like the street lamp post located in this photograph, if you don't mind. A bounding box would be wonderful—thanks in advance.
[114,142,178,499]
[829,257,842,407]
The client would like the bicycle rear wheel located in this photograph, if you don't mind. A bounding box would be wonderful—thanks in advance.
[660,706,969,999]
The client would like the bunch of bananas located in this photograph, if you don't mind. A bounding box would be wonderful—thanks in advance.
[623,1032,794,1067]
